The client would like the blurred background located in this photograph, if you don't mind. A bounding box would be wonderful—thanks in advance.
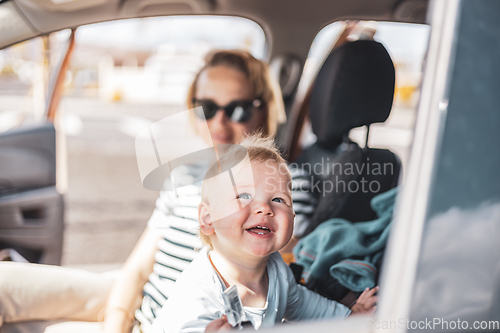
[0,17,429,269]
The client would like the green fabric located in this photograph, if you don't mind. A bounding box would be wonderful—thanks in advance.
[329,260,377,292]
[293,187,398,292]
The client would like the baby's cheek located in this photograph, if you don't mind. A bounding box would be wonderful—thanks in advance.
[215,216,232,230]
[285,212,295,234]
[211,200,241,222]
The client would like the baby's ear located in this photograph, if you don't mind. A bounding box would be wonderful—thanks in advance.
[198,202,214,235]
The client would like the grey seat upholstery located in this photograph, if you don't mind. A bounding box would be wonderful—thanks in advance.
[295,39,401,237]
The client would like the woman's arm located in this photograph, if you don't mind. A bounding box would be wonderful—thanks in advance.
[104,226,160,333]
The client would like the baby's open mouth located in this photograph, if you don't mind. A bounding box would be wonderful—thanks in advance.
[247,226,271,235]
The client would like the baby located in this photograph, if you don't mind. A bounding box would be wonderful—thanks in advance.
[151,136,377,333]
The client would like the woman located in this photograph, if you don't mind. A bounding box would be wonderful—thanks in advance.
[104,50,286,333]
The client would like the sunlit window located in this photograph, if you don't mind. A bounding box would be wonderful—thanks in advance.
[58,16,266,265]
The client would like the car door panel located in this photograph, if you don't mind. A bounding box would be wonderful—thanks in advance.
[0,148,53,191]
[0,124,64,265]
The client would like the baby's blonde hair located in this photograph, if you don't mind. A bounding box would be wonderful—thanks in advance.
[199,134,290,248]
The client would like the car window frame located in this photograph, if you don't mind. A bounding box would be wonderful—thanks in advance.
[375,1,461,331]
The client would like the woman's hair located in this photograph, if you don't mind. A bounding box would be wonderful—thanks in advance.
[187,49,286,137]
[199,134,290,248]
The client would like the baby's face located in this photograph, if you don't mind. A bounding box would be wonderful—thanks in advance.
[206,160,295,259]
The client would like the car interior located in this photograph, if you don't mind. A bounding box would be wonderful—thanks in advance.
[4,0,473,331]
[295,39,400,227]
[0,0,429,265]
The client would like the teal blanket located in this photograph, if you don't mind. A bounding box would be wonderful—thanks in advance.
[293,187,398,293]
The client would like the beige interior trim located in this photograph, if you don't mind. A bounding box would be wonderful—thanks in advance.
[0,2,37,49]
[121,0,214,16]
[16,0,108,12]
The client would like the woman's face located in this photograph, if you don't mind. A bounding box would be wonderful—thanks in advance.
[194,65,266,145]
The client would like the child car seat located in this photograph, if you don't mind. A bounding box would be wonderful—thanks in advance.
[294,39,401,237]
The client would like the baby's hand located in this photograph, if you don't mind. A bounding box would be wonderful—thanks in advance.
[350,286,378,315]
[205,315,232,332]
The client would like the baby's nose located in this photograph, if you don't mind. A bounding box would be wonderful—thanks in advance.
[253,201,274,216]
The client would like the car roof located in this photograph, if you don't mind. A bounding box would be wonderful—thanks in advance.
[4,0,428,62]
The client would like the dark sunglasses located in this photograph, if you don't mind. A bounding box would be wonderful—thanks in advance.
[192,98,263,123]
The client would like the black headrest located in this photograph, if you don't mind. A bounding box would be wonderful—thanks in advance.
[310,40,395,150]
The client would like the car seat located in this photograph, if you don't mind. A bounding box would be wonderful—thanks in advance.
[294,39,401,237]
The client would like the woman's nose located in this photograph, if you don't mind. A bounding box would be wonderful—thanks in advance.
[253,201,274,216]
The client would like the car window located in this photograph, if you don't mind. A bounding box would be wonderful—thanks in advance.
[302,21,430,172]
[59,16,266,266]
[0,30,70,133]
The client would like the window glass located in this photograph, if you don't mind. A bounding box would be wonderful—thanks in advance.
[60,16,266,265]
[365,22,430,169]
[0,30,71,133]
[0,36,48,132]
[65,17,265,104]
[303,21,430,170]
[303,21,345,87]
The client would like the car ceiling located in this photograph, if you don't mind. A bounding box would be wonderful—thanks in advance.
[3,0,428,64]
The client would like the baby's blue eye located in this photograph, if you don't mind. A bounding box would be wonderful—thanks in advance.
[237,192,252,200]
[272,197,285,203]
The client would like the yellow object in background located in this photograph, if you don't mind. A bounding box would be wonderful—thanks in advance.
[281,252,296,265]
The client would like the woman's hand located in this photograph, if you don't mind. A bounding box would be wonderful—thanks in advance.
[205,315,232,332]
[350,286,378,315]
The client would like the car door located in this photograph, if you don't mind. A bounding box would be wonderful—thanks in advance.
[377,0,500,331]
[0,124,63,265]
[0,30,72,265]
